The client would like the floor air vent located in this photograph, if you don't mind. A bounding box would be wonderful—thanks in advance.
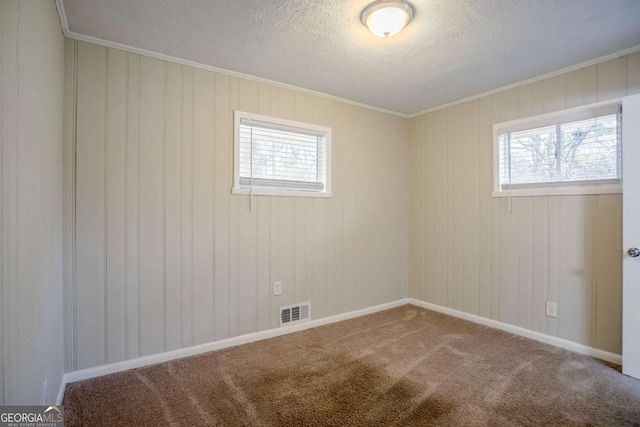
[280,302,311,326]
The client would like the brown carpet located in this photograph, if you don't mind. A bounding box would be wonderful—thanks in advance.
[63,305,640,426]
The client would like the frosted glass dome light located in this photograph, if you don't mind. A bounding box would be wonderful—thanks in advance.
[361,0,415,38]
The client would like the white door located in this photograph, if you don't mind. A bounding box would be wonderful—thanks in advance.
[623,93,640,379]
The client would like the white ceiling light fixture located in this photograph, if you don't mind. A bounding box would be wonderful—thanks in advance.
[361,0,415,38]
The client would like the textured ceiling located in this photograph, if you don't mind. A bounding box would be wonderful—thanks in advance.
[61,0,640,115]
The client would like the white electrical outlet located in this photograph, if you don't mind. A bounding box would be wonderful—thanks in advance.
[273,281,282,296]
[545,302,557,318]
[43,378,48,404]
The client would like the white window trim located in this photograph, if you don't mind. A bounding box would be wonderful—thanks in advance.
[492,99,622,198]
[233,111,332,198]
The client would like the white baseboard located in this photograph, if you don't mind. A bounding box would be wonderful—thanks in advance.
[407,298,622,365]
[56,298,410,405]
[57,297,622,405]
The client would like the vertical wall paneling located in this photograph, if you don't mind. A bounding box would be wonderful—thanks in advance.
[213,73,230,341]
[495,89,520,327]
[256,181,271,331]
[328,103,344,318]
[125,52,140,359]
[75,42,106,368]
[138,56,165,356]
[499,196,520,326]
[546,196,559,337]
[105,48,126,363]
[432,109,447,307]
[63,38,78,373]
[256,83,272,332]
[628,52,640,91]
[2,4,18,404]
[424,113,434,304]
[516,110,533,330]
[269,185,280,330]
[489,197,501,321]
[342,104,355,311]
[268,89,282,330]
[445,108,455,308]
[565,66,597,108]
[164,62,183,351]
[67,41,638,370]
[227,77,241,340]
[191,69,215,345]
[180,66,194,347]
[274,87,295,310]
[67,42,409,370]
[237,79,258,336]
[477,96,493,319]
[414,115,425,303]
[408,117,420,300]
[597,57,627,101]
[2,0,65,404]
[583,197,596,347]
[294,93,309,307]
[452,106,464,311]
[594,196,623,353]
[556,197,587,344]
[363,112,378,307]
[462,101,480,315]
[530,197,548,334]
[409,54,639,354]
[309,97,329,320]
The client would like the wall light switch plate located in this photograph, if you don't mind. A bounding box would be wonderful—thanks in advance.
[545,302,557,318]
[273,281,282,296]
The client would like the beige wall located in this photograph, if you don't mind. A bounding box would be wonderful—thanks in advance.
[65,33,638,372]
[409,53,640,354]
[65,40,409,370]
[0,0,65,404]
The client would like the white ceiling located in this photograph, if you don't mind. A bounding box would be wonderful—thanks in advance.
[60,0,640,115]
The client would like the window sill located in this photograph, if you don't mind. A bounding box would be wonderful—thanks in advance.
[491,184,622,198]
[232,188,333,198]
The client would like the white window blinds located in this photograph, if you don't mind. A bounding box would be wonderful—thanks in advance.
[234,112,331,196]
[497,107,621,190]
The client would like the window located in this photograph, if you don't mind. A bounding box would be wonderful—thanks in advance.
[233,111,332,198]
[493,101,622,197]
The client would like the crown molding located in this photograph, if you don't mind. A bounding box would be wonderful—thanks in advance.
[53,0,408,118]
[408,44,640,118]
[54,1,640,121]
